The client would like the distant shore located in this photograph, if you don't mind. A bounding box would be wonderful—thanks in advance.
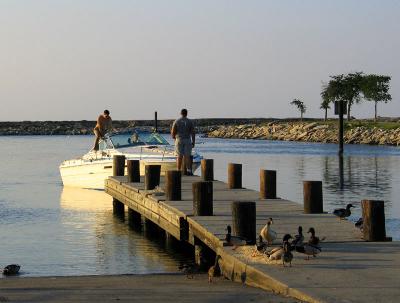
[208,120,400,146]
[0,118,270,136]
[1,118,400,146]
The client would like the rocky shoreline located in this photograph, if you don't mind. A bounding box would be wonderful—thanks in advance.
[2,119,400,146]
[0,118,268,136]
[208,122,400,146]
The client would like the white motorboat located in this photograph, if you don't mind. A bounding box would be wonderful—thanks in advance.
[59,130,202,189]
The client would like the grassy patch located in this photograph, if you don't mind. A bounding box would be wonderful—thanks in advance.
[261,119,400,130]
[346,121,400,130]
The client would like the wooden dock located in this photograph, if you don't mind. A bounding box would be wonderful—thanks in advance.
[105,171,400,303]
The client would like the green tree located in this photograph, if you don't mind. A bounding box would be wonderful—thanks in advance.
[361,74,391,122]
[320,86,331,121]
[291,98,306,121]
[323,72,364,121]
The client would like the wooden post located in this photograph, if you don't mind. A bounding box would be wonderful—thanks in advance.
[113,198,124,216]
[201,159,214,181]
[127,160,140,183]
[303,181,323,214]
[165,170,181,201]
[362,200,386,241]
[192,181,213,216]
[260,169,277,199]
[338,101,344,156]
[128,208,141,228]
[231,201,256,245]
[145,165,161,190]
[228,163,242,189]
[113,155,125,216]
[154,111,158,132]
[113,155,126,177]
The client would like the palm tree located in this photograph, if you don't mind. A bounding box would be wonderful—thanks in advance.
[290,99,306,121]
[320,86,331,121]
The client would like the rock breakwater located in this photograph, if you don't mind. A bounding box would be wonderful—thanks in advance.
[0,118,268,136]
[208,122,400,146]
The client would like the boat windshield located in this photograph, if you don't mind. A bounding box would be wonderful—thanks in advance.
[105,131,169,149]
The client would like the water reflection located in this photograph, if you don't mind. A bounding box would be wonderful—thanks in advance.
[197,138,400,240]
[58,187,193,276]
[339,155,344,190]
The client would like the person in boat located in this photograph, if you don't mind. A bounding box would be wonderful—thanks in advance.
[93,110,113,151]
[171,109,195,175]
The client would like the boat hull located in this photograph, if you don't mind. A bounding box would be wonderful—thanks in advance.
[60,159,200,189]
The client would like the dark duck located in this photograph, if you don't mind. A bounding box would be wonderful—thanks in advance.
[333,203,354,220]
[307,227,324,246]
[225,225,247,249]
[266,234,292,261]
[291,226,304,250]
[178,263,199,279]
[3,264,21,276]
[282,240,293,267]
[252,235,268,256]
[295,228,323,260]
[355,217,363,231]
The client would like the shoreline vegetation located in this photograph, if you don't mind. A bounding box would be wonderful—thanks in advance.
[1,118,400,146]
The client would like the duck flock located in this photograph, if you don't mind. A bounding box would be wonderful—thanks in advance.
[224,203,362,267]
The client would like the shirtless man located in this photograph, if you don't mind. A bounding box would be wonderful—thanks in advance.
[171,109,195,175]
[93,110,112,151]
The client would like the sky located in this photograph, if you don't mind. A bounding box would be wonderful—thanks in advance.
[1,0,399,121]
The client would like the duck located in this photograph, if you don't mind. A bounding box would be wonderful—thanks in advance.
[178,263,199,279]
[2,264,21,276]
[208,255,222,283]
[252,235,268,257]
[355,217,363,231]
[307,227,324,246]
[225,225,247,249]
[260,218,277,245]
[266,234,292,261]
[295,243,322,260]
[282,241,293,267]
[294,228,323,260]
[291,226,304,249]
[333,203,354,219]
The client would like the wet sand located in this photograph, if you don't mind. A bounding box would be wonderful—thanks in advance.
[0,274,299,303]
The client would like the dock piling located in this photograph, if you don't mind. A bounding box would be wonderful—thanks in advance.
[362,200,387,241]
[231,201,256,244]
[228,163,242,189]
[113,155,126,177]
[165,170,181,201]
[128,208,141,228]
[145,165,161,190]
[192,181,213,216]
[112,155,126,216]
[201,159,214,181]
[127,160,140,183]
[260,169,277,199]
[303,181,323,214]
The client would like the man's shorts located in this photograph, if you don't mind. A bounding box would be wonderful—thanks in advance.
[175,138,192,156]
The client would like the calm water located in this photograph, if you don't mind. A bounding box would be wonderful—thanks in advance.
[0,136,399,277]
